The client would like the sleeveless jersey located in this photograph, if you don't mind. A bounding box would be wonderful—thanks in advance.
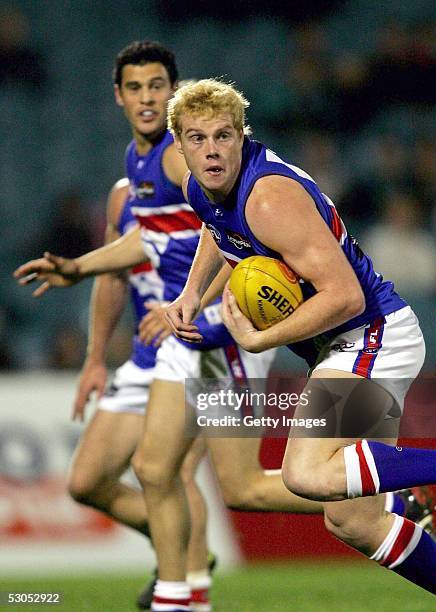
[125,130,233,350]
[118,199,161,369]
[187,138,407,365]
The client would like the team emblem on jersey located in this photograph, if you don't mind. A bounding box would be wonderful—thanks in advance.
[214,208,223,217]
[226,231,252,250]
[206,224,221,243]
[332,341,355,352]
[136,181,155,198]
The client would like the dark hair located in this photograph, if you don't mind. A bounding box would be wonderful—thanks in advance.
[113,40,178,86]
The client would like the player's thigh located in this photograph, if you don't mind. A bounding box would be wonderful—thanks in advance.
[70,409,143,485]
[284,369,398,471]
[136,379,196,478]
[207,437,262,489]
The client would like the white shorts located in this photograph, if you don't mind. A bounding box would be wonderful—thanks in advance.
[313,306,426,411]
[99,360,154,415]
[154,335,276,384]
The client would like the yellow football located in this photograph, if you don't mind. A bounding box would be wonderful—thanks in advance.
[229,256,303,330]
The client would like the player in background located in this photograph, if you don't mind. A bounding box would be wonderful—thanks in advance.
[163,79,435,594]
[67,177,212,610]
[14,43,427,610]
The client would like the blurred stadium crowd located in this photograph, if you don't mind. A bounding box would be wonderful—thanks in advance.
[0,0,434,370]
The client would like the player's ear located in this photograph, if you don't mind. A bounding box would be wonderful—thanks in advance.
[114,85,124,108]
[174,134,184,154]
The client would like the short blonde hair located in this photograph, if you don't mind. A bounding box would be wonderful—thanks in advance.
[168,78,250,136]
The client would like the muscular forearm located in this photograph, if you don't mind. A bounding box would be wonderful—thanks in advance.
[183,225,226,298]
[254,288,364,350]
[86,273,129,362]
[75,227,147,277]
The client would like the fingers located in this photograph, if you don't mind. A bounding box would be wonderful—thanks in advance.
[152,327,172,348]
[13,258,55,281]
[165,309,199,334]
[32,280,51,297]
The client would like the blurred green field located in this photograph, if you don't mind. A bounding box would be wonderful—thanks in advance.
[0,562,433,611]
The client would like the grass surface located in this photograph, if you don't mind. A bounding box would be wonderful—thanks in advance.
[0,562,433,611]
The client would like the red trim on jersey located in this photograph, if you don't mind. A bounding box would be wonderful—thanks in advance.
[355,441,376,495]
[131,261,153,274]
[137,209,202,233]
[382,518,416,567]
[329,205,343,242]
[225,257,238,268]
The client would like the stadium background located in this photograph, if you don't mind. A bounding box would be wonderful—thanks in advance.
[0,1,434,610]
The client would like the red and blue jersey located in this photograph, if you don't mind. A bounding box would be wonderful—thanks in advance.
[125,130,233,350]
[187,137,407,365]
[118,200,161,370]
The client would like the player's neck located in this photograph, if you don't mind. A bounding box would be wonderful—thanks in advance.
[134,128,167,156]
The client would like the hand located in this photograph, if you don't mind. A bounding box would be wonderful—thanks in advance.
[13,252,81,297]
[72,358,108,421]
[165,293,203,343]
[222,284,264,353]
[139,301,173,348]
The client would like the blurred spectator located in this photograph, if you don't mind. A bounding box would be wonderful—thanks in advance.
[0,306,14,368]
[296,131,348,201]
[409,137,436,231]
[35,189,95,258]
[363,191,435,298]
[337,134,411,229]
[0,6,47,91]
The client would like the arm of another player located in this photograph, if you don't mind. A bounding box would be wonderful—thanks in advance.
[165,171,227,341]
[14,215,147,296]
[73,179,130,421]
[223,175,365,352]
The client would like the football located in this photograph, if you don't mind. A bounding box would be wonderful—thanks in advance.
[229,256,303,330]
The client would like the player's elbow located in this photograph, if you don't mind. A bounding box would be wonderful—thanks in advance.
[344,286,365,319]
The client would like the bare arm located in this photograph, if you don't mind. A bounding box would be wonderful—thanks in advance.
[14,217,147,296]
[72,179,131,420]
[222,175,364,352]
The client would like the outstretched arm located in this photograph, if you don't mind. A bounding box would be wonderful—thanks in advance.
[14,220,147,296]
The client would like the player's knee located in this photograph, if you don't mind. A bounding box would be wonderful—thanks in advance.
[132,450,175,491]
[282,462,331,501]
[67,471,99,506]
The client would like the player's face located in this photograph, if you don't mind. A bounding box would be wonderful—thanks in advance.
[115,62,176,148]
[176,113,244,200]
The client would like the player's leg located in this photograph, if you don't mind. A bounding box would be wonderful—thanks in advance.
[180,434,214,612]
[207,436,322,513]
[132,378,194,579]
[68,361,152,533]
[204,344,323,513]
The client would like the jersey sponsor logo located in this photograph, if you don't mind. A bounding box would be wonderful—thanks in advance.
[226,230,252,250]
[206,223,221,243]
[136,181,155,198]
[331,341,355,352]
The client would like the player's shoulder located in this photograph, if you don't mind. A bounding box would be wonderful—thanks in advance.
[107,178,130,223]
[162,141,189,187]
